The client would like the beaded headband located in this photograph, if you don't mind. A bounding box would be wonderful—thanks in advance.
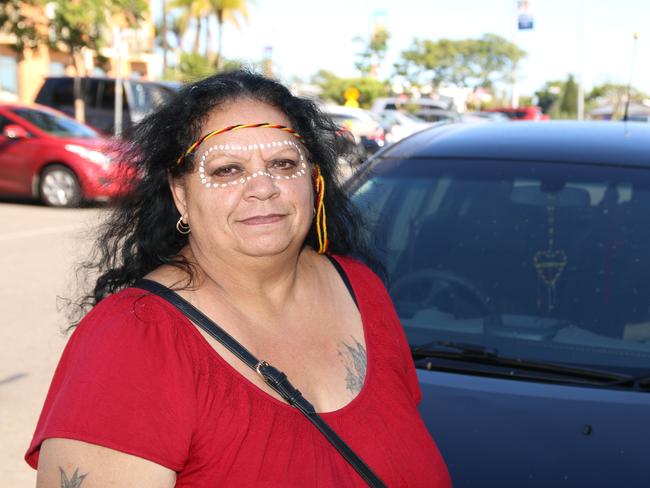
[176,123,304,165]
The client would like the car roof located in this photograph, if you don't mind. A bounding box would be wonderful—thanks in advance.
[43,76,169,85]
[0,101,68,115]
[383,121,650,167]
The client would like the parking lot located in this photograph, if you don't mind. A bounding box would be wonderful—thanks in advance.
[0,201,103,486]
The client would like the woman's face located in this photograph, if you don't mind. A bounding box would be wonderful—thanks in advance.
[170,98,314,261]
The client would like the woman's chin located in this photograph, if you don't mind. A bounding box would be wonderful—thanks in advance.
[235,238,295,258]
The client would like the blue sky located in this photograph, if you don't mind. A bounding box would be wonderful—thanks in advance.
[184,0,649,96]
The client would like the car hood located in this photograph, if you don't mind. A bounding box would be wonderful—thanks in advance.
[58,136,112,151]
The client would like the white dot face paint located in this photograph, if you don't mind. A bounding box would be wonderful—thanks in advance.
[196,138,308,190]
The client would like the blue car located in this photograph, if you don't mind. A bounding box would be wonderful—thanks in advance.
[348,121,650,487]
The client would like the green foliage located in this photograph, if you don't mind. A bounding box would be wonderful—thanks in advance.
[311,70,389,108]
[534,80,564,115]
[177,52,250,82]
[560,74,578,117]
[355,26,390,77]
[0,0,41,57]
[586,82,648,120]
[396,34,526,89]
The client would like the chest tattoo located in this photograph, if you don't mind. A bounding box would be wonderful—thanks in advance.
[337,337,367,395]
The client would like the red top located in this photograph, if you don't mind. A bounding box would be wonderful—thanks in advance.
[26,255,451,487]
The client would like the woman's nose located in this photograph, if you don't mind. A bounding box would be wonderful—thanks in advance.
[243,169,280,200]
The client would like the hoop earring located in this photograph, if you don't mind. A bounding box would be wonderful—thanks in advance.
[313,164,328,254]
[176,215,191,235]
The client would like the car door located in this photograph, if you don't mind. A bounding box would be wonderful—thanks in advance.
[0,113,39,196]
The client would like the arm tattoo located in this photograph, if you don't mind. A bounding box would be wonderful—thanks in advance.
[59,467,88,488]
[338,337,367,395]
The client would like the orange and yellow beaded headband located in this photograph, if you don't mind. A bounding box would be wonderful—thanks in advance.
[176,123,304,165]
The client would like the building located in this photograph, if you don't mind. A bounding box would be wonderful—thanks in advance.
[0,2,159,104]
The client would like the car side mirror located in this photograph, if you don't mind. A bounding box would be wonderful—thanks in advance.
[3,124,30,139]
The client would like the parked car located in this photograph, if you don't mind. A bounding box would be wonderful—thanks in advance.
[372,95,455,112]
[377,110,431,143]
[324,105,386,161]
[461,111,511,123]
[0,102,131,207]
[627,113,650,122]
[34,76,179,135]
[347,121,650,487]
[485,106,548,121]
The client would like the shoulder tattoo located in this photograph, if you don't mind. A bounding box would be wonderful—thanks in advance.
[338,337,367,395]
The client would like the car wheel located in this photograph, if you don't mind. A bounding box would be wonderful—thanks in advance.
[39,165,83,207]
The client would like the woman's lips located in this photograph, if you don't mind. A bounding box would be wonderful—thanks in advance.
[240,214,285,225]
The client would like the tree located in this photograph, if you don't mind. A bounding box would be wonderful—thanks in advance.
[560,74,578,117]
[311,70,389,108]
[48,0,148,121]
[355,26,389,78]
[587,82,647,120]
[534,80,564,115]
[209,0,249,69]
[396,34,525,91]
[170,0,211,54]
[0,0,42,59]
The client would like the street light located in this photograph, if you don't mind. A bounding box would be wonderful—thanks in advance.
[623,32,640,122]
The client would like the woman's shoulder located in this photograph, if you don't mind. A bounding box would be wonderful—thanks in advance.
[328,254,387,294]
[73,285,194,355]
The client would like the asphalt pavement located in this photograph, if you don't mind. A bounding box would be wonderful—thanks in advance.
[0,201,103,487]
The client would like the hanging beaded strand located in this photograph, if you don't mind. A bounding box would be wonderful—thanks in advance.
[313,164,328,254]
[532,193,568,312]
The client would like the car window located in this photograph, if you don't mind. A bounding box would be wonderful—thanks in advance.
[0,114,15,132]
[12,107,97,138]
[351,157,650,374]
[83,79,100,107]
[125,81,173,121]
[51,79,74,106]
[97,80,128,110]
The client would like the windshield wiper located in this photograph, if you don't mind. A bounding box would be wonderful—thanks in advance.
[412,340,499,359]
[411,340,637,386]
[606,374,650,389]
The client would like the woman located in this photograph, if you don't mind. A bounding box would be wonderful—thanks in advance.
[26,70,451,487]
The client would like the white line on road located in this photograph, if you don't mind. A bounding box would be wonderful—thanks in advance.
[0,223,90,243]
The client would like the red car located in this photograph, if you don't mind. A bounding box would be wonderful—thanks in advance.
[0,102,131,207]
[485,106,549,121]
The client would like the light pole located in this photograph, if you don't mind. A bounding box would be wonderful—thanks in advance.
[623,32,640,121]
[576,0,585,120]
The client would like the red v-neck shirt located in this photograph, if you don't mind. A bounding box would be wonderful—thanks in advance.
[26,255,451,487]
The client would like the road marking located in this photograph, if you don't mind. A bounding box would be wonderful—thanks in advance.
[0,223,91,243]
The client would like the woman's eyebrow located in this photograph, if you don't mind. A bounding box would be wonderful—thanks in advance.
[202,145,300,161]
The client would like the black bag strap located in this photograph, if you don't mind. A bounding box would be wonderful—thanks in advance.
[134,279,387,488]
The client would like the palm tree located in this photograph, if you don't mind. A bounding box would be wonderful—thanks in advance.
[170,0,211,53]
[209,0,249,69]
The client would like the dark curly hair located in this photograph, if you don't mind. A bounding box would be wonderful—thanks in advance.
[73,69,376,323]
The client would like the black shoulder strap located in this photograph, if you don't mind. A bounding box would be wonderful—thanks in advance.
[134,279,386,488]
[325,253,359,309]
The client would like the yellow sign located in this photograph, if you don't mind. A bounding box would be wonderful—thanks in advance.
[344,86,360,108]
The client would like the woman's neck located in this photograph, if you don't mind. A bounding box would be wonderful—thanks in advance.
[183,244,317,313]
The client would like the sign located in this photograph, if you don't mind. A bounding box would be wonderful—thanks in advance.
[517,0,534,30]
[343,86,360,108]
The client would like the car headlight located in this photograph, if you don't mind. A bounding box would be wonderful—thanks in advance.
[65,144,112,167]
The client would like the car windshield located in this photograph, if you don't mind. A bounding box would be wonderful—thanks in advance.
[12,107,97,138]
[350,157,650,375]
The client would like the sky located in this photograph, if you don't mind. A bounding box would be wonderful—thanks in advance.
[175,0,650,97]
